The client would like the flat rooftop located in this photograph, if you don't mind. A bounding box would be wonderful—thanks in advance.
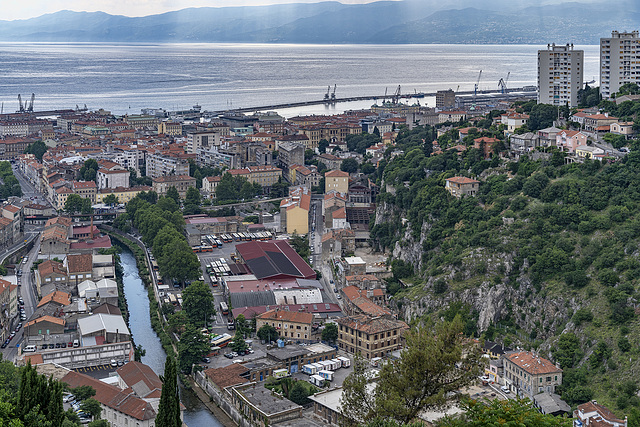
[267,345,309,361]
[237,385,301,415]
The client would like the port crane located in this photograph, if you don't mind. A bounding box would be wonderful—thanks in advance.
[392,85,401,104]
[17,95,24,113]
[27,93,35,112]
[498,72,510,94]
[331,84,337,101]
[324,86,331,101]
[473,70,482,108]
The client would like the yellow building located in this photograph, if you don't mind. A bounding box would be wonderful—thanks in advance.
[158,121,183,136]
[228,165,282,187]
[255,309,314,342]
[280,187,311,235]
[324,170,349,194]
[96,186,152,204]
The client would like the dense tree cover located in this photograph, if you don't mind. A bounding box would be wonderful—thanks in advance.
[156,356,181,427]
[177,324,210,374]
[341,158,359,174]
[181,281,215,327]
[437,398,571,427]
[578,84,602,108]
[346,133,381,154]
[340,317,482,425]
[230,329,248,353]
[376,120,640,412]
[187,159,223,190]
[79,159,99,183]
[64,194,92,214]
[0,161,23,199]
[215,173,262,202]
[125,194,200,285]
[289,234,311,262]
[23,140,48,161]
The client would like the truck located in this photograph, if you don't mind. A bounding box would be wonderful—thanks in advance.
[338,356,351,368]
[318,370,334,381]
[273,368,289,379]
[329,359,342,370]
[309,374,325,387]
[302,364,317,375]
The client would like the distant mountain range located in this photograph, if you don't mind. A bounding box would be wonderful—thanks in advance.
[1,0,639,44]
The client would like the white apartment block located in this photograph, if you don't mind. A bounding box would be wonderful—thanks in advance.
[600,30,640,99]
[538,43,583,107]
[145,152,189,178]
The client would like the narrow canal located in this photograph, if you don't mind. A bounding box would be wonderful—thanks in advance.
[119,248,224,427]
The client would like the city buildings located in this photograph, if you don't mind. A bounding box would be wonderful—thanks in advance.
[537,43,583,107]
[600,31,640,99]
[255,309,314,342]
[151,175,196,197]
[279,187,311,235]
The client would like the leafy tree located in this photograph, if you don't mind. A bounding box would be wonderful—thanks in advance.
[103,194,119,206]
[178,325,210,374]
[157,196,179,213]
[185,186,201,206]
[88,420,109,427]
[230,329,248,354]
[290,234,310,261]
[134,345,146,363]
[156,356,181,427]
[168,311,188,334]
[71,385,96,401]
[64,194,86,213]
[24,140,48,160]
[321,323,338,344]
[318,139,330,154]
[166,186,180,204]
[552,333,582,369]
[182,281,215,327]
[159,239,201,285]
[437,398,572,427]
[80,398,102,419]
[288,381,314,405]
[235,314,249,336]
[341,316,483,425]
[257,324,279,342]
[79,159,99,183]
[341,158,359,174]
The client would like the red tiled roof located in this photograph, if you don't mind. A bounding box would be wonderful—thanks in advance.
[506,351,562,375]
[67,253,93,273]
[37,291,71,307]
[257,309,313,325]
[116,361,163,399]
[446,176,479,184]
[62,371,156,421]
[236,240,316,280]
[69,235,112,250]
[205,363,249,389]
[325,170,349,178]
[25,315,65,327]
[38,260,67,277]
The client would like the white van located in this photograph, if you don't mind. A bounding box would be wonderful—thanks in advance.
[24,345,36,352]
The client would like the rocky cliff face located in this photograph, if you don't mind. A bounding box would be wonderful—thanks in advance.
[375,207,579,341]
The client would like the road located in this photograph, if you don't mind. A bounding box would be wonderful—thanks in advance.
[0,165,48,361]
[308,198,341,306]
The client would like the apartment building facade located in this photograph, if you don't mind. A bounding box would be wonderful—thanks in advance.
[600,31,640,98]
[538,43,583,107]
[145,152,190,178]
[503,351,563,399]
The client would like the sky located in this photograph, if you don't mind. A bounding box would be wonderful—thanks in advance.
[3,0,384,21]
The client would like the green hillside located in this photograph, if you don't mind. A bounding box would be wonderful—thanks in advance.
[372,117,640,417]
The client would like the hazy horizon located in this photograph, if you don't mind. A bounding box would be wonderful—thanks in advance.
[5,0,601,21]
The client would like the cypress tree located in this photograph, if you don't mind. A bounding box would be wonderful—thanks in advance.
[156,356,181,427]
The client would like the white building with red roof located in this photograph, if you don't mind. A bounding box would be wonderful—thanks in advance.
[574,400,627,427]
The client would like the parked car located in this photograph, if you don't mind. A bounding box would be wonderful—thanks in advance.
[1,342,7,349]
[111,359,118,367]
[61,342,67,348]
[55,343,61,348]
[201,357,211,363]
[48,343,55,349]
[224,353,234,359]
[63,394,75,403]
[117,360,124,367]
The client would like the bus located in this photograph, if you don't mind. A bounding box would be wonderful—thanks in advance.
[151,260,159,271]
[200,245,213,252]
[169,294,178,305]
[157,275,164,286]
[220,301,229,315]
[211,333,232,348]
